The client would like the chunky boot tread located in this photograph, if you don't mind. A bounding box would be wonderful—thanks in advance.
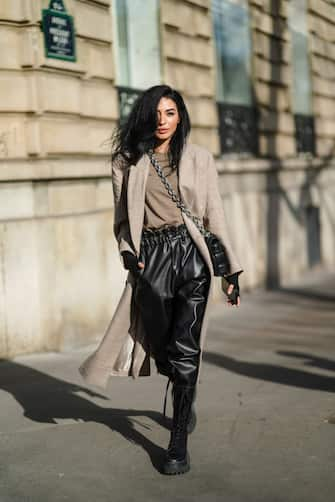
[163,452,190,475]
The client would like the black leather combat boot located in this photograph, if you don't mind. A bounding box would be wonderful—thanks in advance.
[172,383,197,434]
[162,384,195,475]
[163,379,197,434]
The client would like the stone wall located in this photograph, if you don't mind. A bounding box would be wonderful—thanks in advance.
[0,179,122,356]
[309,0,335,157]
[250,0,295,157]
[308,0,335,272]
[0,0,116,162]
[160,0,219,152]
[0,0,119,356]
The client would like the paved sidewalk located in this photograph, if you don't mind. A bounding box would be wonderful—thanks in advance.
[0,269,334,502]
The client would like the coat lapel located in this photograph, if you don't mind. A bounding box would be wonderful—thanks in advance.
[127,153,150,255]
[127,142,194,255]
[178,143,195,211]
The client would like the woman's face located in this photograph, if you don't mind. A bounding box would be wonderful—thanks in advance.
[155,97,180,142]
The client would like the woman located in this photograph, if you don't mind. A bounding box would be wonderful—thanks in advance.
[79,85,243,475]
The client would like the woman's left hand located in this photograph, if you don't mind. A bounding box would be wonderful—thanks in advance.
[221,275,241,307]
[226,283,241,307]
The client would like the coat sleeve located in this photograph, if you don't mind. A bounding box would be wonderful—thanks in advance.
[111,154,136,264]
[203,150,243,276]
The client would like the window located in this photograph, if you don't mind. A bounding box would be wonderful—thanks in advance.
[288,0,315,154]
[113,0,161,121]
[212,0,257,154]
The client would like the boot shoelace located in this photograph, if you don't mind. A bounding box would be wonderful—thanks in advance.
[168,389,193,454]
[173,388,192,430]
[163,378,194,425]
[164,382,193,436]
[163,376,172,421]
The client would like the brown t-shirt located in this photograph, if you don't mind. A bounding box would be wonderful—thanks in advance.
[143,151,184,230]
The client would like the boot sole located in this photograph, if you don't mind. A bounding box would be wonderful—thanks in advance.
[162,452,190,475]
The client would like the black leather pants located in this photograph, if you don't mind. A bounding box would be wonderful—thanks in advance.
[134,223,210,387]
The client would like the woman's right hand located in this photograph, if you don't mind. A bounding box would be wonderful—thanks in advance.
[121,251,144,277]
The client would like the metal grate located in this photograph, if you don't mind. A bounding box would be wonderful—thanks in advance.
[116,86,143,124]
[294,114,316,155]
[217,102,259,155]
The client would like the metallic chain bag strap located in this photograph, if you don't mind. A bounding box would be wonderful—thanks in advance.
[147,149,231,276]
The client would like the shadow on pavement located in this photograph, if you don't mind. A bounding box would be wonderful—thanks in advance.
[203,351,335,393]
[277,351,335,373]
[0,359,168,473]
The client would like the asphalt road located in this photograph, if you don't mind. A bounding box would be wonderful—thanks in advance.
[0,269,334,502]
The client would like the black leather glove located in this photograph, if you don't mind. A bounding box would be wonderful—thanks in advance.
[121,251,142,277]
[225,272,240,305]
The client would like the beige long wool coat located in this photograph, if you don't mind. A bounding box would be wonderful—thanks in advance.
[78,141,242,389]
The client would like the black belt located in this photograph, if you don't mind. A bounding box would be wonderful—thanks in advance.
[141,223,188,242]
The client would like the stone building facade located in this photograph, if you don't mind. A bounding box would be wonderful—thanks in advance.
[0,0,334,357]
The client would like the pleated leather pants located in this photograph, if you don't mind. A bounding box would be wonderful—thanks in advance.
[134,223,210,387]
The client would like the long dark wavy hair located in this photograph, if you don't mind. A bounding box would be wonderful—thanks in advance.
[110,85,191,170]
